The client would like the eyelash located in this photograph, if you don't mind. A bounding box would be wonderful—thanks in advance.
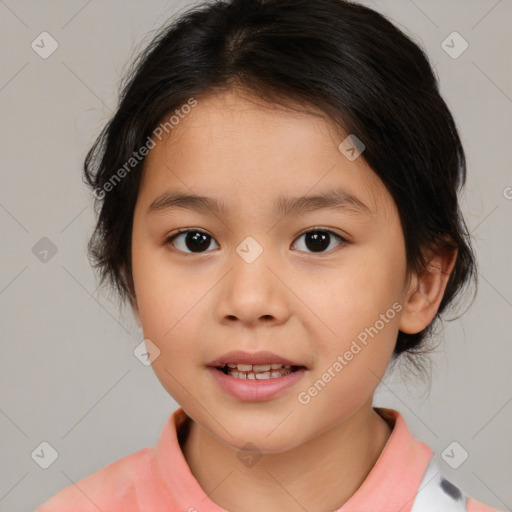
[164,227,348,255]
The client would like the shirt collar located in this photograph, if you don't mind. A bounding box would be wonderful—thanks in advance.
[340,407,434,511]
[154,406,433,512]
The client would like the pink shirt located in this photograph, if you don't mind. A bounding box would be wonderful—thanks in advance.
[35,407,502,512]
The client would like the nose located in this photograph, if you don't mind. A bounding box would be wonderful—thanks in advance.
[213,242,291,328]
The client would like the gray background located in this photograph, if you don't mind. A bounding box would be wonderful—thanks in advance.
[0,1,511,510]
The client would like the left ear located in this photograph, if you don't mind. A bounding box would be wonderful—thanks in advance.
[399,246,458,335]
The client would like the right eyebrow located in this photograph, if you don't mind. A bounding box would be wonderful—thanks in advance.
[147,192,229,216]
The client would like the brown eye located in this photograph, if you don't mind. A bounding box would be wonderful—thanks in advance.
[165,228,346,255]
[166,229,219,253]
[292,229,346,253]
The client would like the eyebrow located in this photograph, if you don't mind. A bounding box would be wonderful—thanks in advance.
[146,188,373,217]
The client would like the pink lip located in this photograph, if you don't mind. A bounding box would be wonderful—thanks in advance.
[207,349,305,367]
[207,366,307,401]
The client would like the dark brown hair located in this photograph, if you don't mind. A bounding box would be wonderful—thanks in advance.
[83,0,477,377]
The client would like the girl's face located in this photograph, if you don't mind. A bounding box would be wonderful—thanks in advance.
[131,89,411,452]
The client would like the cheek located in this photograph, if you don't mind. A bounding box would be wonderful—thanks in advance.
[134,259,204,402]
[309,243,406,371]
[297,265,402,427]
[131,241,200,349]
[322,256,403,329]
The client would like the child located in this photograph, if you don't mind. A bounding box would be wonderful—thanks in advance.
[36,0,502,510]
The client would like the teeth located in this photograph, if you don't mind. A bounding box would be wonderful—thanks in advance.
[253,364,270,371]
[223,363,292,372]
[219,362,298,380]
[224,365,295,380]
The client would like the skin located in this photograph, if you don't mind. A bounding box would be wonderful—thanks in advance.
[130,88,457,512]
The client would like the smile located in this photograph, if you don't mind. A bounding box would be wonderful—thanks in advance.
[209,365,307,401]
[218,363,298,379]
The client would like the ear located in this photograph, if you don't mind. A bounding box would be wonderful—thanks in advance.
[399,246,458,335]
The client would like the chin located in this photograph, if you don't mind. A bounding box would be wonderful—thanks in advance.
[211,418,306,455]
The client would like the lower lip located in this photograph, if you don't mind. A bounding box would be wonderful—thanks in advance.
[207,367,307,402]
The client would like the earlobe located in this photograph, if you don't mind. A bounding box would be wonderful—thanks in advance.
[399,247,458,335]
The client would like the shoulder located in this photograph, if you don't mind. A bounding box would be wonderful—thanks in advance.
[35,447,155,512]
[467,497,506,512]
[410,456,505,512]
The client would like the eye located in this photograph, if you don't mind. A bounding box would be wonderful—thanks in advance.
[165,227,347,255]
[165,229,219,254]
[291,228,346,253]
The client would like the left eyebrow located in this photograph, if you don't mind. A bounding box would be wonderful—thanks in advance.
[274,188,373,217]
[146,188,374,217]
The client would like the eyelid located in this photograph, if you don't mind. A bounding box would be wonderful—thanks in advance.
[165,226,349,255]
[291,227,348,253]
[164,227,213,246]
[294,226,350,242]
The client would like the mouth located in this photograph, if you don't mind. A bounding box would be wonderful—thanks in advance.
[215,363,305,380]
[208,363,307,401]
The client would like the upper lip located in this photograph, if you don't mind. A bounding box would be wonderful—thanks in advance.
[207,350,306,368]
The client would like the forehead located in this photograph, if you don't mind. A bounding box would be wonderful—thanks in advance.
[138,90,391,219]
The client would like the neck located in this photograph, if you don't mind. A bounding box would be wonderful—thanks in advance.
[181,399,392,512]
